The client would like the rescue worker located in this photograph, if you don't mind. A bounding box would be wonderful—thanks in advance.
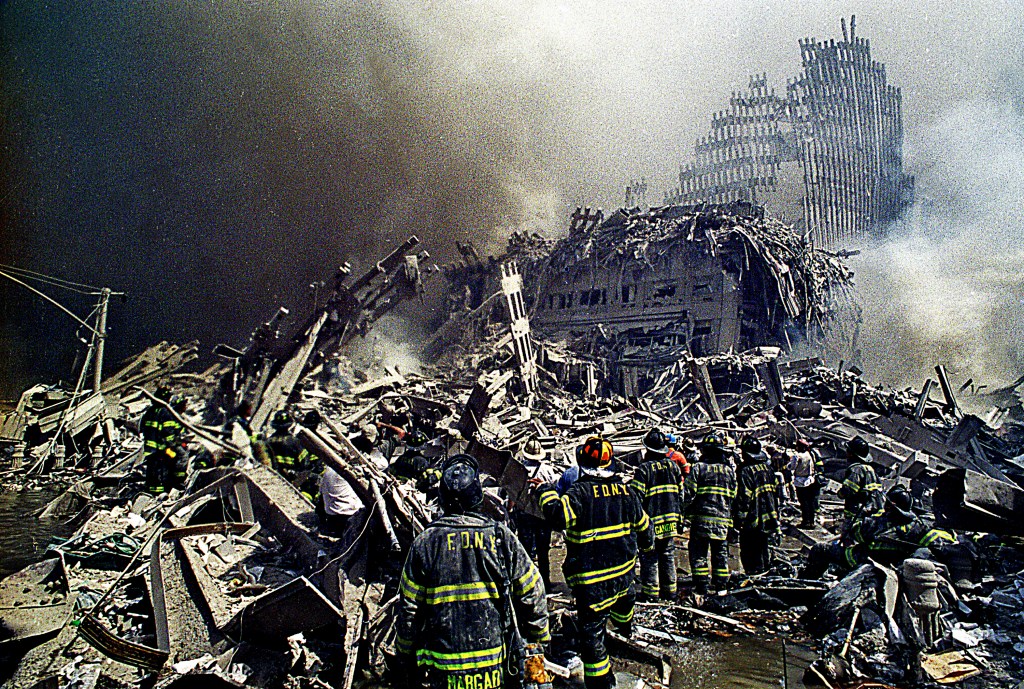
[388,429,438,485]
[633,429,684,600]
[536,437,653,689]
[734,437,781,576]
[660,431,690,475]
[395,454,550,689]
[802,485,955,579]
[512,438,559,591]
[788,438,823,528]
[265,410,319,501]
[686,431,738,595]
[319,465,365,536]
[837,436,883,532]
[140,387,185,496]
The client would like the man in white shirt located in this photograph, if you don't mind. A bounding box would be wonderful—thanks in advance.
[320,466,365,536]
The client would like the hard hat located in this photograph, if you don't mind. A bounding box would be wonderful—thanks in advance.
[271,410,294,430]
[578,437,613,469]
[170,395,187,413]
[846,436,870,461]
[406,429,429,448]
[154,385,173,402]
[521,438,546,462]
[642,429,668,453]
[439,454,484,514]
[700,431,728,460]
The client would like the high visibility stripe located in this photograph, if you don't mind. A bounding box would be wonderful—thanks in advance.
[750,485,775,498]
[921,529,954,545]
[562,497,576,527]
[713,568,729,576]
[843,547,858,567]
[692,566,709,576]
[567,557,636,587]
[565,522,632,544]
[864,483,881,491]
[538,491,559,507]
[695,515,732,526]
[609,607,634,624]
[843,479,861,491]
[515,567,541,596]
[696,486,737,498]
[651,512,681,525]
[590,587,630,612]
[629,480,648,497]
[395,635,413,653]
[418,581,502,605]
[641,584,659,596]
[635,512,650,532]
[416,645,504,671]
[400,572,426,603]
[584,657,611,677]
[647,484,680,496]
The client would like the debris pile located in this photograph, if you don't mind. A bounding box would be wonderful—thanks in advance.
[1,210,1024,689]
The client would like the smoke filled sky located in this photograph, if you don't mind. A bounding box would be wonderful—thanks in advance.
[1,0,1023,395]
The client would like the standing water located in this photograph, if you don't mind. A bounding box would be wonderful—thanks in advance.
[0,486,69,579]
[669,636,815,689]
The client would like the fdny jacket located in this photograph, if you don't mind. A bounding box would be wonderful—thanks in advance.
[685,459,738,540]
[266,433,314,478]
[847,514,955,566]
[396,513,549,681]
[838,462,883,519]
[539,473,653,611]
[735,455,781,533]
[140,405,183,457]
[630,454,683,540]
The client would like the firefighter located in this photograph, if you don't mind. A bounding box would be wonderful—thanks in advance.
[395,454,550,689]
[802,485,955,579]
[265,410,319,501]
[140,387,185,496]
[686,431,738,595]
[837,436,883,532]
[388,429,438,485]
[536,437,653,689]
[734,437,781,576]
[512,438,559,591]
[633,428,684,601]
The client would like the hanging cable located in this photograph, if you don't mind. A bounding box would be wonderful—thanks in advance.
[0,261,104,293]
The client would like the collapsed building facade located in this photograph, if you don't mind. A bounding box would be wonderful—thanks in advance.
[439,202,857,398]
[664,17,915,248]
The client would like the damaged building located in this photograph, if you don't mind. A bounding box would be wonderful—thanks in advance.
[439,201,857,398]
[664,16,915,248]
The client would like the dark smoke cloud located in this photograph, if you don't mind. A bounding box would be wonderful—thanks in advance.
[1,1,1023,395]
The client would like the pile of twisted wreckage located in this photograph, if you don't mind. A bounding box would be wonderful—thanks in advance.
[2,203,1024,689]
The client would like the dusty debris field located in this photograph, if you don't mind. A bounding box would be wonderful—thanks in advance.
[3,205,1024,689]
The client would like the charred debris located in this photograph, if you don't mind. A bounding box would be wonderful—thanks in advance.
[1,203,1024,689]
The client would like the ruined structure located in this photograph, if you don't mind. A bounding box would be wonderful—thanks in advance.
[665,17,914,248]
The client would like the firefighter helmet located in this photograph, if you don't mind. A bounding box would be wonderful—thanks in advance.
[846,436,870,460]
[643,429,668,453]
[271,410,294,430]
[578,437,613,469]
[406,429,429,448]
[439,454,483,514]
[521,438,546,462]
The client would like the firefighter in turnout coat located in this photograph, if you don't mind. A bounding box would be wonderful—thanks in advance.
[837,436,884,532]
[686,432,738,594]
[633,429,684,600]
[734,437,781,575]
[537,437,653,689]
[395,454,550,689]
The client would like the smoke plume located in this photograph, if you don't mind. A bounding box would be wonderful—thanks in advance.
[852,99,1024,391]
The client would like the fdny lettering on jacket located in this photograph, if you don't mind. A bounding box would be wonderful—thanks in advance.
[592,483,629,498]
[446,531,498,553]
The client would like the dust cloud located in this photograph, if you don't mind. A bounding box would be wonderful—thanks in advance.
[852,99,1024,391]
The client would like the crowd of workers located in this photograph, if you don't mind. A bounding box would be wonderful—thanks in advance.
[138,390,960,689]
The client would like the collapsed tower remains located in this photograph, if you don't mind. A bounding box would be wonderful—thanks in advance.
[665,16,914,248]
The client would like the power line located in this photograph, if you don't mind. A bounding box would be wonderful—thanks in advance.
[0,262,106,294]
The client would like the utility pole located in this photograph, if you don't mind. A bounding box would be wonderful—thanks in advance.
[93,287,111,391]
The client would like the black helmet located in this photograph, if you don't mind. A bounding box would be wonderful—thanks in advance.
[846,436,870,461]
[700,431,727,460]
[406,429,429,448]
[578,437,613,470]
[301,409,322,430]
[271,410,294,430]
[740,436,762,455]
[439,454,483,514]
[885,485,915,520]
[170,394,187,413]
[154,385,173,402]
[643,429,668,453]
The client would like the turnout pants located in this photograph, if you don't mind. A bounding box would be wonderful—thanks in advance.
[575,590,635,689]
[640,537,677,599]
[688,532,729,593]
[739,528,771,575]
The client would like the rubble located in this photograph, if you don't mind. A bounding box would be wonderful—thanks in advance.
[2,209,1024,689]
